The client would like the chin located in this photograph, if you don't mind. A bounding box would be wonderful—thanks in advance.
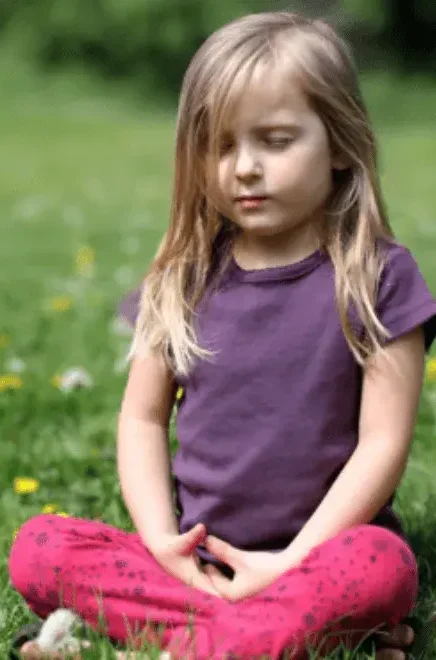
[237,220,286,237]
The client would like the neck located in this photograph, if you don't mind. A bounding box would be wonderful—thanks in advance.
[233,223,321,271]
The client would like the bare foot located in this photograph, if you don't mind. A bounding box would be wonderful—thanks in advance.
[373,623,414,660]
[18,639,90,659]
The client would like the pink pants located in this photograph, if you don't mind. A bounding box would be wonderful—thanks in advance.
[9,514,418,659]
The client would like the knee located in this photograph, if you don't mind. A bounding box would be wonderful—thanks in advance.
[355,525,419,615]
[9,514,65,597]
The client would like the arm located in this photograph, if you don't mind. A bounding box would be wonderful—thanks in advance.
[281,326,426,567]
[117,351,179,549]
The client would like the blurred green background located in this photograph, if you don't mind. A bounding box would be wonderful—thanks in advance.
[0,0,436,97]
[1,1,436,658]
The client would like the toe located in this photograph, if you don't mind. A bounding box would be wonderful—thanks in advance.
[18,641,43,658]
[375,650,405,660]
[376,624,414,647]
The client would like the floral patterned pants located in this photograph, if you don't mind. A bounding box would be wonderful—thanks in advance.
[9,514,418,659]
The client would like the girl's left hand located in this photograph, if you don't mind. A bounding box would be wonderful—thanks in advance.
[203,535,291,602]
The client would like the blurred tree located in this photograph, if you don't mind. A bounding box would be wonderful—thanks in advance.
[382,0,436,69]
[338,0,436,69]
[0,0,434,91]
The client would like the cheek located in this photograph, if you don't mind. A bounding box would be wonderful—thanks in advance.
[218,160,233,194]
[284,141,333,198]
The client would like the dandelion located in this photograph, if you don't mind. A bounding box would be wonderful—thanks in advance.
[0,334,10,349]
[51,374,62,389]
[114,355,129,374]
[75,245,95,277]
[63,206,84,228]
[0,374,23,392]
[5,357,26,373]
[14,477,40,494]
[114,266,134,287]
[42,504,58,514]
[52,367,93,392]
[111,316,134,337]
[50,296,73,312]
[120,235,140,255]
[176,387,184,401]
[426,357,436,381]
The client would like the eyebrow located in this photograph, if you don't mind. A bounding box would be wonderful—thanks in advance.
[254,122,301,131]
[221,122,301,135]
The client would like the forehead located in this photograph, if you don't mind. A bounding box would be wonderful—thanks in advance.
[219,63,312,133]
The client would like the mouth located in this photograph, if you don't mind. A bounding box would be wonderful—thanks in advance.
[234,195,270,210]
[235,195,269,201]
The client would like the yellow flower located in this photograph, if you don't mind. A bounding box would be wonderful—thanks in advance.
[42,503,58,514]
[75,245,95,275]
[50,296,73,312]
[0,374,23,392]
[12,528,19,541]
[14,477,40,494]
[56,511,69,517]
[426,357,436,381]
[176,386,184,401]
[51,374,62,388]
[0,334,10,349]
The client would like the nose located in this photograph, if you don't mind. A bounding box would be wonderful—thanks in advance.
[234,145,262,182]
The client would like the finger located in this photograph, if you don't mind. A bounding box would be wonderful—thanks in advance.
[374,645,405,659]
[375,624,414,648]
[208,572,250,603]
[205,535,240,569]
[203,564,216,575]
[184,560,223,597]
[206,566,235,598]
[178,524,206,555]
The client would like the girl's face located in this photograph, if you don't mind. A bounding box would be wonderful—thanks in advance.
[216,66,340,240]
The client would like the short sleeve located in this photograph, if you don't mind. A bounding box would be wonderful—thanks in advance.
[377,242,436,352]
[117,283,143,328]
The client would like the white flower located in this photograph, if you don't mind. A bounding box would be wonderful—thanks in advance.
[62,206,84,228]
[35,609,83,652]
[114,355,130,374]
[14,196,50,220]
[59,367,93,392]
[120,235,140,255]
[114,266,135,287]
[111,316,134,337]
[4,357,26,373]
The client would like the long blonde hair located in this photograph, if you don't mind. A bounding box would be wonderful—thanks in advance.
[128,11,396,377]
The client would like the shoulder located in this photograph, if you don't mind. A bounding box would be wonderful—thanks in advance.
[378,238,421,279]
[376,238,436,352]
[117,281,145,328]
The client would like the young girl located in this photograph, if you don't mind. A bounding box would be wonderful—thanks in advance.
[9,11,436,660]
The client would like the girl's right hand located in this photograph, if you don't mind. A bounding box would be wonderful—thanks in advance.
[149,523,222,597]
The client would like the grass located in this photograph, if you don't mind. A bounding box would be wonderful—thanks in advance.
[1,49,436,658]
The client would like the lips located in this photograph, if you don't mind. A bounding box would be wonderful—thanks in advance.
[234,195,269,210]
[235,195,268,202]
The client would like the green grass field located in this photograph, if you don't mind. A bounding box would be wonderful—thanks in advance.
[1,54,436,658]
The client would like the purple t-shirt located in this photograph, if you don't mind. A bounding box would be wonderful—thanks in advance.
[119,241,436,566]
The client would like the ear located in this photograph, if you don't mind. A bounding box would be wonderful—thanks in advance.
[329,140,350,171]
[332,153,350,171]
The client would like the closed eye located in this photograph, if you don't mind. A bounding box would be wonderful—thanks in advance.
[264,137,293,147]
[220,140,234,155]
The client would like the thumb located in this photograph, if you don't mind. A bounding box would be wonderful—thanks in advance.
[205,535,242,569]
[178,523,206,555]
[204,564,233,598]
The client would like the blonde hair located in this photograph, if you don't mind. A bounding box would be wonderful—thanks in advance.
[128,11,396,377]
